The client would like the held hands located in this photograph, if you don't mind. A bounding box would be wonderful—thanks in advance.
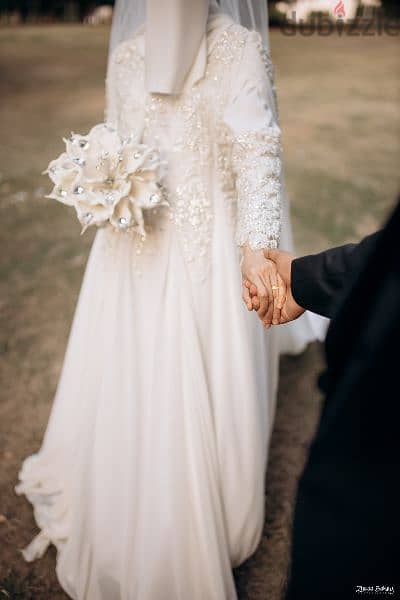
[242,248,305,326]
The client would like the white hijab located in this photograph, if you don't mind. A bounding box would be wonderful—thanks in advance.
[145,0,209,95]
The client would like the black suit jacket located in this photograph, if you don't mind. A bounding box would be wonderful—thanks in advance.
[286,201,400,600]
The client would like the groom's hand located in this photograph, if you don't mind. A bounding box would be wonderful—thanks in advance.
[263,249,305,324]
[245,249,305,325]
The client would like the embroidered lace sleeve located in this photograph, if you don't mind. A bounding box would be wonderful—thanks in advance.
[224,31,282,250]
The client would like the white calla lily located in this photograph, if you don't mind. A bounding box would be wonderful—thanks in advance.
[75,198,114,234]
[131,176,163,209]
[45,153,80,186]
[46,185,76,206]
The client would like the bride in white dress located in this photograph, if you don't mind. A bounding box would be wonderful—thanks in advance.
[16,1,324,598]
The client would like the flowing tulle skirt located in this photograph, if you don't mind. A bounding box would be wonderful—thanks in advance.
[16,196,324,600]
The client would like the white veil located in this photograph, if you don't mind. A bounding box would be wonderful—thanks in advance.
[218,0,270,49]
[108,0,270,61]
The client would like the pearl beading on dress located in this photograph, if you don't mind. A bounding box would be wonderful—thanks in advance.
[232,128,282,250]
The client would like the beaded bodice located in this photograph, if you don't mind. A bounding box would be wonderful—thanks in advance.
[105,23,282,272]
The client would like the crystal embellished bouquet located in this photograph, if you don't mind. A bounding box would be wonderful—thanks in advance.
[45,123,167,235]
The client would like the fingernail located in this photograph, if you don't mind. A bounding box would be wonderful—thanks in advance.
[272,320,278,325]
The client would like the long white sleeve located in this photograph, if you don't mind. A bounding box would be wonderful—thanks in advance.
[224,31,282,250]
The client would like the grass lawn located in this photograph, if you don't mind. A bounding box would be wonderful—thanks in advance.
[0,25,399,599]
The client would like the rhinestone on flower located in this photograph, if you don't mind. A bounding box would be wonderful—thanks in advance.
[74,185,84,195]
[105,193,115,206]
[73,157,86,167]
[70,135,89,150]
[118,217,129,228]
[83,212,93,223]
[149,193,160,205]
[59,189,67,198]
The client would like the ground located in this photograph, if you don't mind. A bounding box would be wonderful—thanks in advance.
[0,24,399,599]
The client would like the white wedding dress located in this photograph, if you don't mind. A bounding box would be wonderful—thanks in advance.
[16,16,324,600]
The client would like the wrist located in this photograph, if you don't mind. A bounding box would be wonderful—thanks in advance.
[242,245,264,259]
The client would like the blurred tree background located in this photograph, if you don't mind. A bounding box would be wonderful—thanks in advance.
[0,0,112,22]
[0,1,399,23]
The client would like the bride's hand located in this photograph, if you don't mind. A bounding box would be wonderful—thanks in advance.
[241,245,286,327]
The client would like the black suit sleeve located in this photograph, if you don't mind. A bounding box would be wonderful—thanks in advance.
[291,232,380,318]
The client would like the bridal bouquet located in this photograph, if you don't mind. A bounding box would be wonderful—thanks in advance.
[45,123,167,236]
